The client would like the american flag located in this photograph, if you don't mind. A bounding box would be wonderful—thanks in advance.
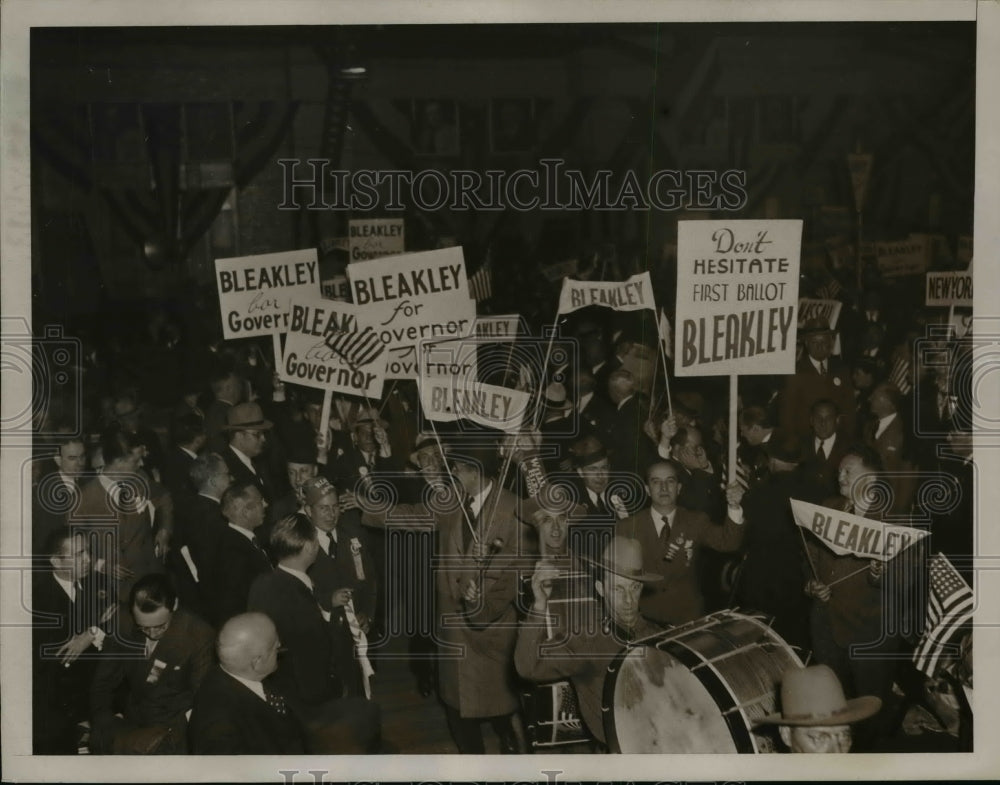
[912,553,974,678]
[469,257,493,303]
[324,324,385,368]
[888,354,913,395]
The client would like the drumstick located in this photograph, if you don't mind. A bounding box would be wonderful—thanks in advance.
[826,562,872,588]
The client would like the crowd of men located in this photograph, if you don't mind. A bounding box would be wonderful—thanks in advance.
[29,271,974,755]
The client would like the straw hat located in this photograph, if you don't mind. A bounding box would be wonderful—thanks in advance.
[585,536,662,583]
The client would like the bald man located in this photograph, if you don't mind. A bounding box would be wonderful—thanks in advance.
[189,613,306,754]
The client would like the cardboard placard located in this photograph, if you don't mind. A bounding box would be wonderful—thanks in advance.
[348,218,405,262]
[280,293,387,398]
[674,219,802,376]
[215,249,320,339]
[347,246,476,379]
[877,236,932,278]
[926,272,973,306]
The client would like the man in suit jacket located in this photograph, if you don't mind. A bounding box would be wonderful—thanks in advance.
[221,402,279,504]
[162,412,205,504]
[172,452,232,581]
[71,426,168,614]
[203,482,274,627]
[605,368,654,475]
[799,399,852,501]
[33,527,114,754]
[301,477,377,699]
[324,407,394,491]
[802,445,924,749]
[779,318,856,438]
[361,443,524,754]
[616,461,745,626]
[204,368,243,454]
[863,382,916,514]
[90,573,215,754]
[189,613,306,754]
[32,435,87,551]
[246,515,380,753]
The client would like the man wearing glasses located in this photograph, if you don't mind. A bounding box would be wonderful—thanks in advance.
[89,573,215,754]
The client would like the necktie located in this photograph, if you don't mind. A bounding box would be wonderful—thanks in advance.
[326,530,337,559]
[817,439,826,460]
[819,361,827,376]
[251,535,263,552]
[659,513,671,542]
[263,683,288,715]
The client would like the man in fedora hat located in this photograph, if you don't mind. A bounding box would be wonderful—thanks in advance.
[756,664,881,753]
[539,382,576,474]
[515,536,663,747]
[360,439,525,753]
[221,402,277,505]
[569,435,625,523]
[779,317,856,438]
[326,406,392,491]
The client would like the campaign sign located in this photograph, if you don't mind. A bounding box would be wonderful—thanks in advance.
[791,499,929,562]
[280,293,387,398]
[798,298,842,329]
[675,219,802,376]
[216,249,320,339]
[557,271,655,315]
[877,237,931,278]
[347,247,476,380]
[474,315,524,342]
[926,272,973,307]
[349,218,405,262]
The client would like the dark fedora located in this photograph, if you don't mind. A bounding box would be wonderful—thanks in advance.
[222,402,273,431]
[799,317,835,337]
[764,430,804,464]
[570,435,608,468]
[755,665,881,727]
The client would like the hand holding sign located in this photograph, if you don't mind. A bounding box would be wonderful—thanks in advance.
[805,579,832,602]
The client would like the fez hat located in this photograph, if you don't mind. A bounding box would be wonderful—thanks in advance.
[543,382,573,413]
[223,402,273,431]
[799,317,835,337]
[571,435,608,467]
[755,665,881,727]
[302,476,338,505]
[585,536,662,583]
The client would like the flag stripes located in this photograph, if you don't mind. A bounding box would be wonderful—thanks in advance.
[888,354,913,395]
[912,553,974,678]
[469,258,493,302]
[325,325,386,368]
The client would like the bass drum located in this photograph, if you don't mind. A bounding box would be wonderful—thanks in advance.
[602,610,804,753]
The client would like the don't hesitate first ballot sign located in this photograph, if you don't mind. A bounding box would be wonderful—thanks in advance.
[675,220,802,376]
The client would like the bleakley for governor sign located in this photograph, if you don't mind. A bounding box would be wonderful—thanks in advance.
[674,220,802,376]
[216,249,320,339]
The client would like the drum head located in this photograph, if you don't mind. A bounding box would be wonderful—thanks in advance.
[604,645,739,753]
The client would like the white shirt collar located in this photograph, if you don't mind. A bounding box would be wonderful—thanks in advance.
[875,412,897,438]
[229,445,256,474]
[651,507,675,537]
[198,492,221,503]
[617,394,633,411]
[228,523,256,542]
[180,446,199,460]
[809,356,826,374]
[58,471,77,490]
[577,391,594,412]
[314,526,337,555]
[221,667,266,701]
[470,481,494,518]
[277,563,313,592]
[53,573,77,601]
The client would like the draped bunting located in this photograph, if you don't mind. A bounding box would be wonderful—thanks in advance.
[31,100,298,270]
